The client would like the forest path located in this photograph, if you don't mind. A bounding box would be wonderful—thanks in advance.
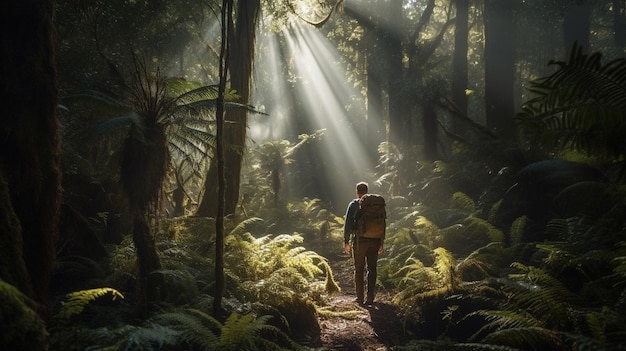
[315,253,409,350]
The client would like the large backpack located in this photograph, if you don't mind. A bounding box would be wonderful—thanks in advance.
[356,194,386,238]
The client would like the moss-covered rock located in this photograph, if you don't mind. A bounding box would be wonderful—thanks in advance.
[0,279,47,350]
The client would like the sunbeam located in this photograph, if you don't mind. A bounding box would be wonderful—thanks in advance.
[251,21,381,209]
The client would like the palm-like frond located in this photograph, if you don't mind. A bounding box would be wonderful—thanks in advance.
[517,43,626,159]
[149,309,220,350]
[508,263,583,328]
[219,313,298,351]
[480,326,569,351]
[467,309,542,341]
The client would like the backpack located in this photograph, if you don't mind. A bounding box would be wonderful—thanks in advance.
[356,194,386,238]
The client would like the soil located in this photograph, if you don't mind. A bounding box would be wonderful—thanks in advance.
[306,251,410,350]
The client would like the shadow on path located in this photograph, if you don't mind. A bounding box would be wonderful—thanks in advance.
[312,252,409,350]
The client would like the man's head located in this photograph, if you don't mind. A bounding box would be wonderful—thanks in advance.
[356,181,368,197]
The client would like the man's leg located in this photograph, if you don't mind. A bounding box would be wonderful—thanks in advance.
[352,240,366,304]
[365,241,379,305]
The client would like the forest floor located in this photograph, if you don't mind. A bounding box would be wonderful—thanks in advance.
[305,250,410,350]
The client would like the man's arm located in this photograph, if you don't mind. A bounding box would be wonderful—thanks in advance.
[343,200,358,252]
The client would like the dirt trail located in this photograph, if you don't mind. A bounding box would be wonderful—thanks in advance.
[316,253,409,350]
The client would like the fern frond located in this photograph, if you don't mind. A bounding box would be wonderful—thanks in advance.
[125,324,181,350]
[149,309,220,350]
[480,326,569,350]
[229,217,267,237]
[433,247,456,287]
[451,192,476,212]
[467,309,541,341]
[509,263,582,327]
[57,288,124,320]
[218,313,292,351]
[509,216,528,245]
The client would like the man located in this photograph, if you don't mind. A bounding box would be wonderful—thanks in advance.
[343,181,385,307]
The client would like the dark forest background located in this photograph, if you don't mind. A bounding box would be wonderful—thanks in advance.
[1,0,626,350]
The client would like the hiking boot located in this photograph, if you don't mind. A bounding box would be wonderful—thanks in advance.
[365,301,373,308]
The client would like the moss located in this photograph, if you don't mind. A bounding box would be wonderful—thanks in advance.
[0,279,47,350]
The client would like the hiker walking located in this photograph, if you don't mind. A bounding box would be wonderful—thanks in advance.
[343,181,386,307]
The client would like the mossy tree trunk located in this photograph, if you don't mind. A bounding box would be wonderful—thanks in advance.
[0,0,62,316]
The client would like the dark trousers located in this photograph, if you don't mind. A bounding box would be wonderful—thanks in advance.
[352,237,380,303]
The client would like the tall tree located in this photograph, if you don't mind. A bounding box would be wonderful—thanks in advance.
[213,0,231,316]
[613,0,626,47]
[563,0,592,53]
[387,0,407,150]
[196,0,260,217]
[0,0,62,315]
[452,0,469,121]
[484,0,517,139]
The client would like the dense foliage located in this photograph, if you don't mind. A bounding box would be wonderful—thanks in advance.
[2,0,626,350]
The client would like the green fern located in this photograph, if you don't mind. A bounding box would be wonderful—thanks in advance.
[219,312,299,351]
[149,309,220,350]
[509,216,528,245]
[517,43,626,162]
[509,262,582,328]
[57,287,124,320]
[451,192,476,212]
[467,309,541,341]
[480,326,569,350]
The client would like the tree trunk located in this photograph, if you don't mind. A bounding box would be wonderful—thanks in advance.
[451,0,469,131]
[196,0,260,218]
[120,121,166,312]
[0,0,61,316]
[614,0,626,47]
[387,0,406,149]
[484,0,517,139]
[564,2,591,53]
[423,97,438,160]
[132,213,162,314]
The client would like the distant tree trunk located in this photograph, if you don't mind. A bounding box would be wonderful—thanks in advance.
[365,15,387,159]
[0,0,61,315]
[423,97,438,160]
[366,54,385,157]
[387,0,406,149]
[564,1,591,53]
[196,0,260,218]
[345,2,386,160]
[451,0,469,129]
[484,0,517,139]
[614,0,626,47]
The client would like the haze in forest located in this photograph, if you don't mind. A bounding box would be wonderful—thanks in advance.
[3,1,626,350]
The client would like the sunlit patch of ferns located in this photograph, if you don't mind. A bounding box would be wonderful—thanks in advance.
[392,248,457,319]
[224,228,339,303]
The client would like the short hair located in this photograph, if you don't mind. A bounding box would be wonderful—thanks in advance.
[356,181,368,196]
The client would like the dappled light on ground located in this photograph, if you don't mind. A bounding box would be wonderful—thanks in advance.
[310,254,408,350]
